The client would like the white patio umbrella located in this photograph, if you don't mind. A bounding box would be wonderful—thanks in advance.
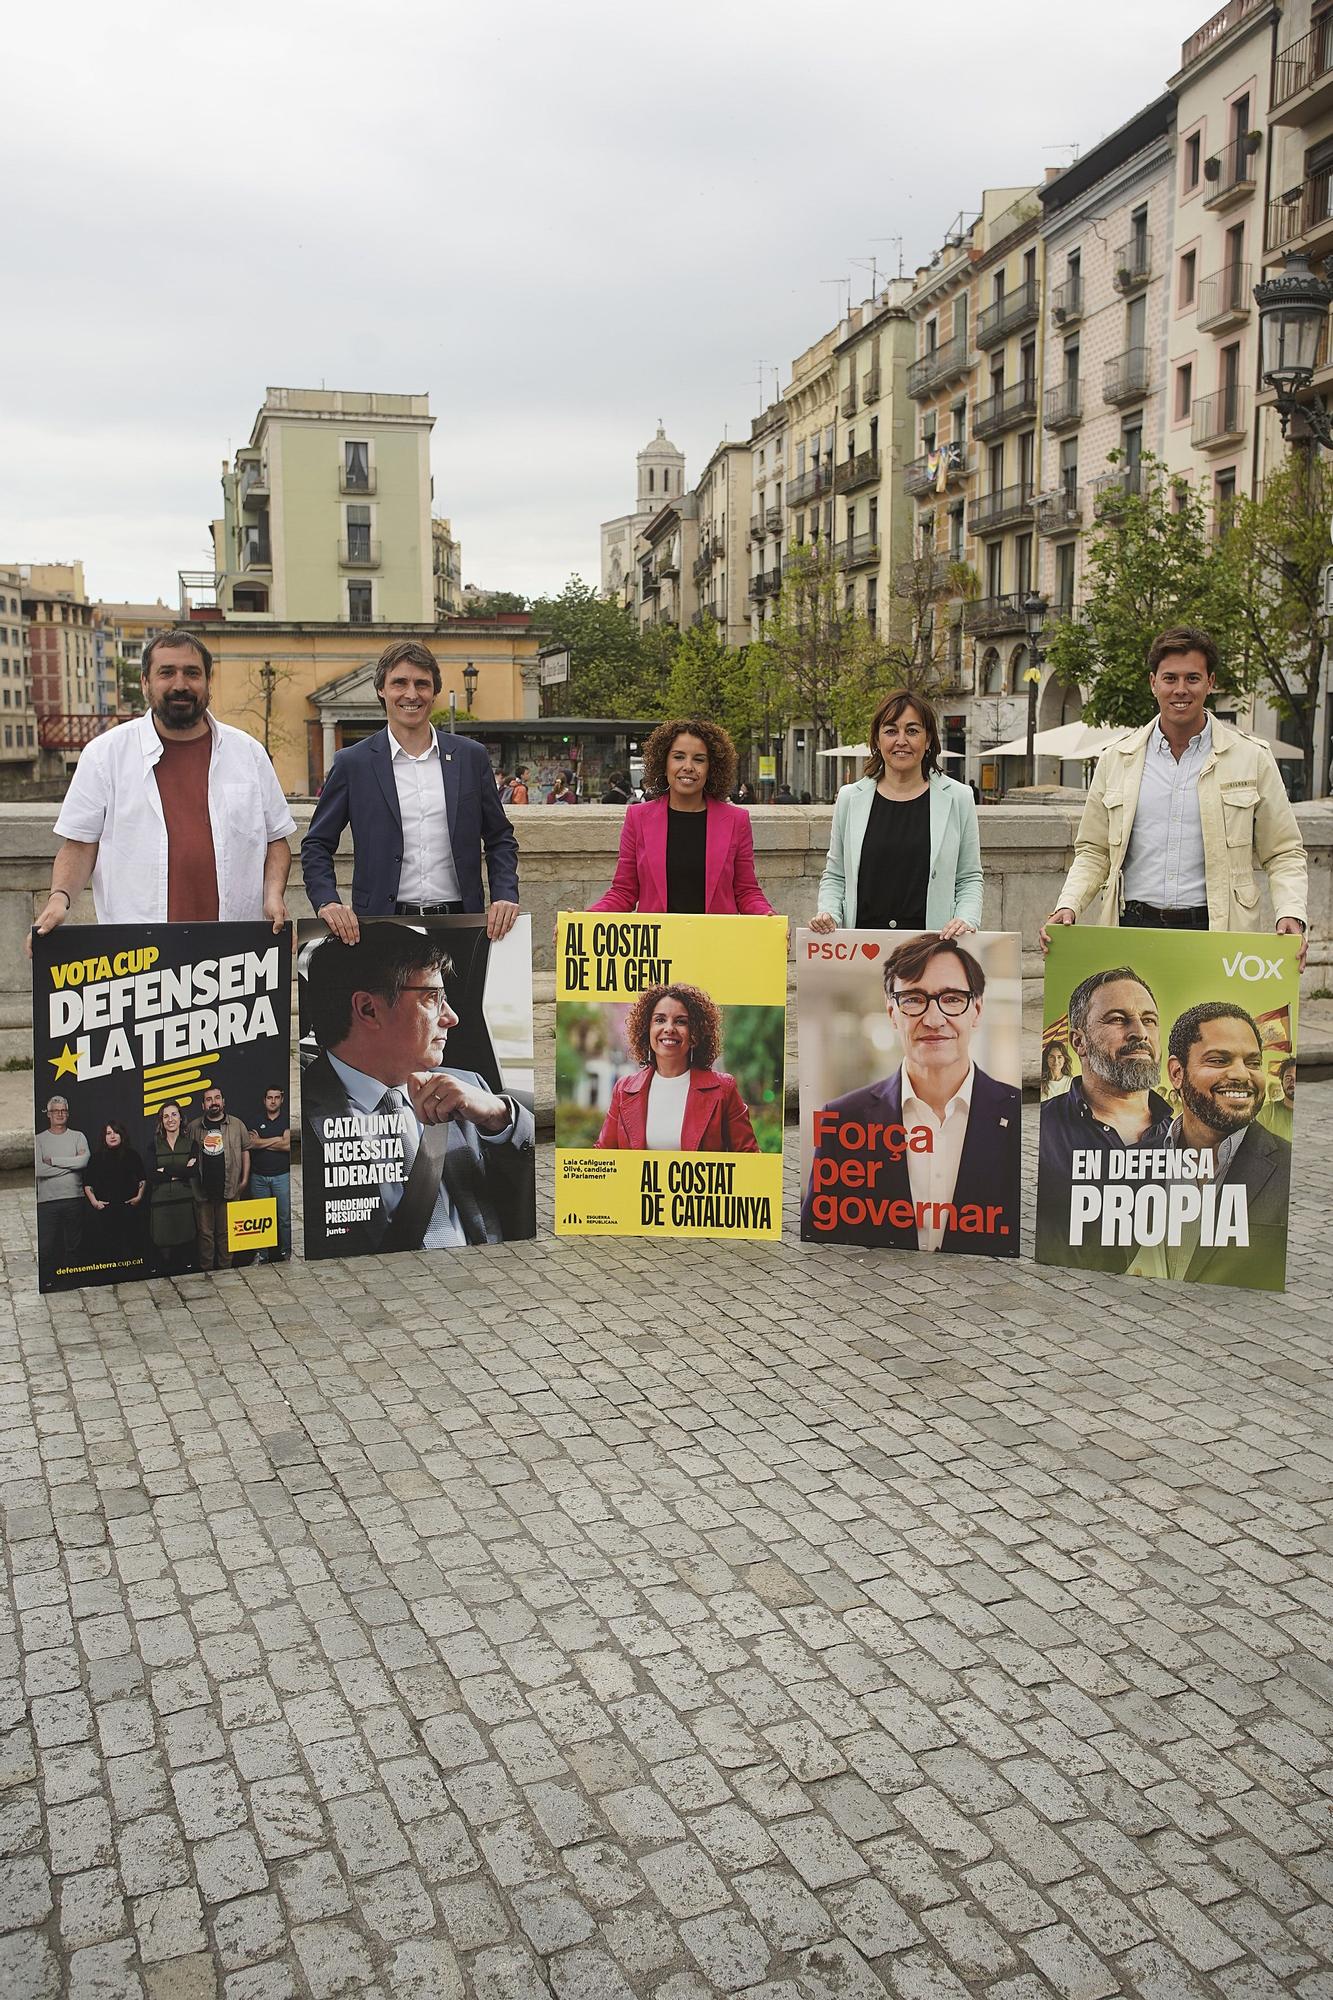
[987,721,1132,761]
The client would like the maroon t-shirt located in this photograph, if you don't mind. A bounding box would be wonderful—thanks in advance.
[153,733,219,921]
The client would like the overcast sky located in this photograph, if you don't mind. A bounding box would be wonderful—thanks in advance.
[4,0,1220,606]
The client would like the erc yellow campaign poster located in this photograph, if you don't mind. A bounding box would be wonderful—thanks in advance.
[555,913,786,1238]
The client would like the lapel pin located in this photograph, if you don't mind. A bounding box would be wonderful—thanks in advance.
[1000,1117,1009,1127]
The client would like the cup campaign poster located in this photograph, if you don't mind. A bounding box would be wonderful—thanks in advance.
[298,915,535,1261]
[797,928,1023,1256]
[1037,927,1299,1291]
[555,913,785,1239]
[33,922,291,1293]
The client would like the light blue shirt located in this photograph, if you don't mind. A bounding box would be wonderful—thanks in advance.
[1121,717,1211,909]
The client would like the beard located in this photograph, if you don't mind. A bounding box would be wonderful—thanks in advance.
[1081,1039,1160,1094]
[1180,1070,1261,1135]
[154,689,206,730]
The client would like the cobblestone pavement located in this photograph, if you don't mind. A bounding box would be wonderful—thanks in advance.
[2,1090,1333,2000]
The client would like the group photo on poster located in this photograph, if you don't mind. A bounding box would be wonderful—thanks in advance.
[297,914,535,1260]
[797,928,1023,1255]
[1036,927,1299,1291]
[555,913,785,1238]
[32,922,292,1293]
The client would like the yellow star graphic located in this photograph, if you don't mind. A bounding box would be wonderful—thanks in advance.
[47,1044,79,1080]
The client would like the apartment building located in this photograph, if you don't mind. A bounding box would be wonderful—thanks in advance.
[638,494,699,633]
[600,424,687,609]
[692,442,751,648]
[831,286,916,638]
[1038,101,1176,607]
[768,325,842,629]
[13,562,105,766]
[1167,0,1277,510]
[0,568,38,773]
[212,386,436,625]
[95,598,176,713]
[1264,1,1333,442]
[747,402,787,635]
[431,518,463,618]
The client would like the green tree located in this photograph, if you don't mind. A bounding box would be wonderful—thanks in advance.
[880,553,979,694]
[752,541,884,766]
[662,617,755,749]
[528,576,662,717]
[456,589,529,616]
[1045,452,1242,724]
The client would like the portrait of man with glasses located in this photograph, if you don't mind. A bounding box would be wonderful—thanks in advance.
[300,921,534,1259]
[799,932,1021,1254]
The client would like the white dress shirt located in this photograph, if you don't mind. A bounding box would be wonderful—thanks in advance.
[53,710,296,924]
[1120,717,1211,910]
[902,1060,974,1253]
[644,1070,691,1151]
[1127,1112,1245,1281]
[390,734,461,904]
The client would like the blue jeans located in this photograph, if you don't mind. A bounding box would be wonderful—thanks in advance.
[249,1172,291,1260]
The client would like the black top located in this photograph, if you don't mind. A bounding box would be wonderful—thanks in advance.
[855,789,931,930]
[665,806,708,913]
[252,1115,290,1176]
[86,1145,146,1205]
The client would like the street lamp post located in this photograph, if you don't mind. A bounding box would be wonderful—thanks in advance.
[463,659,478,713]
[1022,590,1048,789]
[1254,252,1333,447]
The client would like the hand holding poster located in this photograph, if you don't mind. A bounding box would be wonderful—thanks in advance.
[797,928,1023,1255]
[298,915,535,1260]
[1036,928,1299,1290]
[32,922,291,1291]
[555,913,785,1237]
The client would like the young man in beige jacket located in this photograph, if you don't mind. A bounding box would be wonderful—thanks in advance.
[1041,627,1308,967]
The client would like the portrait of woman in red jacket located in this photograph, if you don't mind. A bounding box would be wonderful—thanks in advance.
[588,718,774,916]
[596,982,758,1153]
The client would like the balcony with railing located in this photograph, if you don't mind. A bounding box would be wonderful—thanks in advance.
[1092,464,1145,510]
[238,461,269,509]
[834,448,881,494]
[339,538,382,569]
[1050,277,1083,328]
[1272,18,1333,125]
[339,465,377,495]
[836,532,879,571]
[1203,132,1261,211]
[907,331,971,399]
[840,382,858,418]
[896,553,961,593]
[967,483,1034,536]
[1196,262,1252,332]
[642,569,661,597]
[1104,347,1151,406]
[1266,165,1333,262]
[786,466,823,508]
[1192,385,1249,450]
[1038,488,1082,536]
[962,593,1028,636]
[862,367,881,404]
[240,538,272,573]
[765,504,783,533]
[657,544,680,577]
[749,514,762,540]
[903,442,968,495]
[1112,236,1153,292]
[1044,379,1083,431]
[973,379,1039,437]
[748,571,770,600]
[692,547,713,581]
[976,279,1041,349]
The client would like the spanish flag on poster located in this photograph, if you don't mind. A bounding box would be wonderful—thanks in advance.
[554,913,786,1238]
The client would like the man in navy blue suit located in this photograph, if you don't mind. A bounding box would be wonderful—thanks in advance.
[800,933,1021,1256]
[302,640,520,942]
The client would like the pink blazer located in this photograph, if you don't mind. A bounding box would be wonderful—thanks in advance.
[588,796,775,914]
[596,1066,759,1152]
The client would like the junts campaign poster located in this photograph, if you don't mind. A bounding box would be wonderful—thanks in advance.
[298,915,535,1260]
[32,922,291,1293]
[797,928,1023,1255]
[1036,927,1300,1291]
[555,913,785,1238]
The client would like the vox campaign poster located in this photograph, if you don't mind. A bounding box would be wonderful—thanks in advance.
[32,922,290,1293]
[297,915,535,1261]
[797,928,1023,1256]
[555,913,785,1238]
[1036,927,1299,1291]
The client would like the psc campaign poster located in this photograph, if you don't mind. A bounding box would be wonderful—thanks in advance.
[1037,927,1299,1291]
[32,922,291,1293]
[297,915,535,1260]
[797,928,1023,1256]
[555,913,786,1238]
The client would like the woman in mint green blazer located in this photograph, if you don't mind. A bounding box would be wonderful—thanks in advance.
[811,690,983,937]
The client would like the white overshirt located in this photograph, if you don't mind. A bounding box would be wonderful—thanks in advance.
[390,734,461,904]
[644,1070,691,1151]
[52,710,296,924]
[1121,717,1211,909]
[902,1059,974,1253]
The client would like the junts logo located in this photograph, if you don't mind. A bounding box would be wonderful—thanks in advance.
[1222,950,1285,980]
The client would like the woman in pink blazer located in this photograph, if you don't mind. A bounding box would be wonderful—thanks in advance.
[589,719,775,915]
[596,982,758,1152]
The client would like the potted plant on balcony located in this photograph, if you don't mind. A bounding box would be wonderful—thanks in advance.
[1244,130,1263,155]
[1204,154,1222,181]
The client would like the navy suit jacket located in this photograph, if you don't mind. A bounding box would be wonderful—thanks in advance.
[301,728,519,916]
[800,1063,1021,1255]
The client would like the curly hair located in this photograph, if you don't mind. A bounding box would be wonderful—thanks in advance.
[641,718,737,801]
[624,983,722,1069]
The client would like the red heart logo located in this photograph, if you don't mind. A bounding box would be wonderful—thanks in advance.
[861,942,881,960]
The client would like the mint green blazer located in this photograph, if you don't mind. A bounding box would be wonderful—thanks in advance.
[816,771,984,929]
